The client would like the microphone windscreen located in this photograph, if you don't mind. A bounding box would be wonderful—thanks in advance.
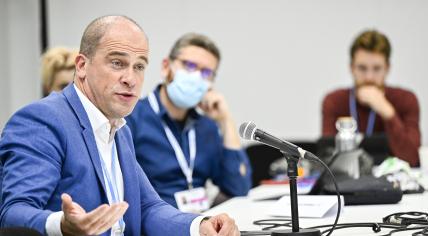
[239,121,257,140]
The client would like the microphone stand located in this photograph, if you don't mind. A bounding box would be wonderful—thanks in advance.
[271,152,321,236]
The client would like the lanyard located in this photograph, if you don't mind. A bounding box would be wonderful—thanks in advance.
[349,89,376,136]
[148,92,197,189]
[99,141,125,235]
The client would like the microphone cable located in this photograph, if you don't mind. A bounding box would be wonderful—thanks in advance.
[241,221,428,236]
[239,151,342,236]
[311,152,341,236]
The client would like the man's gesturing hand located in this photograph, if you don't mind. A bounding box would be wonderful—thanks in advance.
[60,193,128,236]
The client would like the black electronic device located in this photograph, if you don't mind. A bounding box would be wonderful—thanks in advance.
[308,150,403,205]
[316,133,390,165]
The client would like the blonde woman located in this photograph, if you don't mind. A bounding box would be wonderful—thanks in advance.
[41,47,78,97]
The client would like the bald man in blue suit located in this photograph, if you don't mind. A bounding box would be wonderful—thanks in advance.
[0,15,239,236]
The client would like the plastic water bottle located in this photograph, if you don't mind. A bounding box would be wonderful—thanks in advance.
[335,117,358,152]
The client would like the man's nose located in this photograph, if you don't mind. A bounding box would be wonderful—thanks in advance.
[363,69,377,81]
[120,68,137,88]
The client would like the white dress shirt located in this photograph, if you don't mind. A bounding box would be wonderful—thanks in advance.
[46,85,204,235]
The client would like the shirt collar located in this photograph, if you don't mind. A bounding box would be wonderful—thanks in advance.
[74,84,126,143]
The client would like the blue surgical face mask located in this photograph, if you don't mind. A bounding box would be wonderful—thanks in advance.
[166,69,210,109]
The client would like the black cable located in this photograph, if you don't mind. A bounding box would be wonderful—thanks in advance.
[309,222,382,234]
[242,150,428,236]
[311,152,341,236]
[243,219,428,235]
[412,227,428,236]
[241,222,396,235]
[241,222,422,235]
[253,218,293,230]
[379,226,428,236]
[243,183,428,236]
[308,222,405,230]
[243,152,342,235]
[383,211,428,226]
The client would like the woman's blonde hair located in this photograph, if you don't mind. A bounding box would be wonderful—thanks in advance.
[41,47,78,97]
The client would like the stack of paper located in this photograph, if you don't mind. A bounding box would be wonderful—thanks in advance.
[269,195,344,218]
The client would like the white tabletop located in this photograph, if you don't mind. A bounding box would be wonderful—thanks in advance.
[204,180,428,235]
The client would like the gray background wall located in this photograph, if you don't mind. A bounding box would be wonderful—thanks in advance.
[1,0,428,145]
[0,0,41,129]
[0,0,10,130]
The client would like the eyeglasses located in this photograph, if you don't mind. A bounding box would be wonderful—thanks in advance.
[174,58,216,80]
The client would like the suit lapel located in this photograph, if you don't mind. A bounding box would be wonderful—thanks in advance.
[62,84,108,197]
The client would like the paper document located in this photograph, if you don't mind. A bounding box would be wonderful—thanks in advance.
[249,184,313,201]
[269,195,344,218]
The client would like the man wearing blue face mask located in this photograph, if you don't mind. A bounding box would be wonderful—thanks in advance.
[126,33,252,211]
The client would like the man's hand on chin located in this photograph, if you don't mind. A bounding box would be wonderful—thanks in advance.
[356,85,395,120]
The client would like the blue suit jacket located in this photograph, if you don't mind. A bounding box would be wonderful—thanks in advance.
[0,84,197,236]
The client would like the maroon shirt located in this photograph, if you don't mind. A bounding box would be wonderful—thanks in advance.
[322,86,421,166]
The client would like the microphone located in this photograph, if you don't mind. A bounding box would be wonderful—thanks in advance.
[239,121,318,161]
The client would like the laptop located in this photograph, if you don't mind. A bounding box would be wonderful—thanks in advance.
[309,136,403,205]
[251,134,399,204]
[316,133,390,165]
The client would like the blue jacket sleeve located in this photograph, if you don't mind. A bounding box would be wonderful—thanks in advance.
[0,104,65,235]
[212,145,253,197]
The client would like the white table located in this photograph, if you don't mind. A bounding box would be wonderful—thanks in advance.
[204,180,428,235]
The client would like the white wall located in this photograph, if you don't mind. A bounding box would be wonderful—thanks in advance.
[3,0,427,145]
[0,0,41,130]
[0,0,11,130]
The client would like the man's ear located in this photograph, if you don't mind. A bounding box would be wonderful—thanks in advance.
[385,63,391,75]
[161,58,172,81]
[349,61,357,78]
[75,54,87,79]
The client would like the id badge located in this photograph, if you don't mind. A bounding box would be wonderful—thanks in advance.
[174,187,209,213]
[112,223,125,236]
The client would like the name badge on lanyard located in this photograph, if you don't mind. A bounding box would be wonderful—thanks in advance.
[349,89,376,136]
[148,92,209,212]
[174,187,209,213]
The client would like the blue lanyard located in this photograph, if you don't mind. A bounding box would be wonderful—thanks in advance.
[349,89,376,136]
[99,141,125,235]
[148,92,197,189]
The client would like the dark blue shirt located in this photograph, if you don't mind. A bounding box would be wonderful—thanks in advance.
[126,86,252,207]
